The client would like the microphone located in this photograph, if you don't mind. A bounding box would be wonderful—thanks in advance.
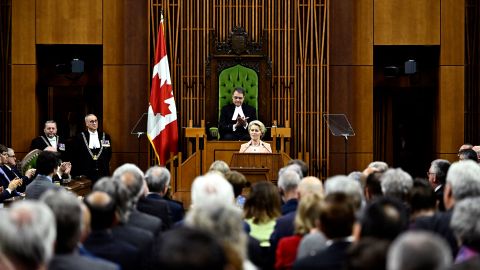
[261,142,272,153]
[241,143,252,153]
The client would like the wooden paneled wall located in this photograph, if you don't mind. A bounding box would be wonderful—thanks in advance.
[11,0,149,172]
[151,0,329,177]
[329,0,465,174]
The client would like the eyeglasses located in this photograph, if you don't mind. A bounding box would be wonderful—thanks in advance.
[7,154,15,158]
[88,119,98,123]
[426,172,436,177]
[233,96,244,100]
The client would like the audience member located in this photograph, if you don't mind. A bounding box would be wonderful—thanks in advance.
[208,160,231,175]
[325,175,364,210]
[345,238,390,270]
[92,178,155,269]
[363,161,389,176]
[244,181,281,248]
[225,170,249,208]
[1,147,35,193]
[387,231,451,270]
[409,178,436,220]
[380,168,413,203]
[185,201,256,270]
[287,159,309,178]
[276,193,324,269]
[40,189,118,270]
[190,172,235,208]
[293,193,356,270]
[364,171,383,202]
[413,160,480,257]
[450,197,480,263]
[427,159,451,211]
[356,196,408,241]
[83,191,140,270]
[0,200,56,270]
[145,165,185,223]
[156,227,230,270]
[278,169,302,215]
[113,163,166,233]
[25,150,60,199]
[458,148,478,162]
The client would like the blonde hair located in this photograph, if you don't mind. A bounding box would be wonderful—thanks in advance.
[248,120,267,136]
[294,193,323,235]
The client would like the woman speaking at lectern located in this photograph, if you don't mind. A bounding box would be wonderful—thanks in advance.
[239,120,272,153]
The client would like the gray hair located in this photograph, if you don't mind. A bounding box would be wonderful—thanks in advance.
[446,160,480,201]
[40,189,82,253]
[430,159,451,185]
[325,175,364,210]
[93,177,131,223]
[368,161,389,173]
[44,120,57,126]
[278,168,302,193]
[381,168,413,200]
[113,163,146,204]
[451,197,480,245]
[145,166,171,193]
[208,160,230,175]
[191,172,234,208]
[0,201,56,269]
[279,164,304,179]
[185,202,248,260]
[387,231,452,270]
[84,114,96,122]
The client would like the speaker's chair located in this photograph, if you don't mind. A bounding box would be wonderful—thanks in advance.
[218,64,258,118]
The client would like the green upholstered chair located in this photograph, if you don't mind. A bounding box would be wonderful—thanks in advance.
[218,64,258,119]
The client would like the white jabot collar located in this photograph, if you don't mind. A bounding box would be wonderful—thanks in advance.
[88,130,101,149]
[232,106,245,120]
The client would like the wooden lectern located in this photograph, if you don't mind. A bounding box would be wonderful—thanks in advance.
[230,153,284,184]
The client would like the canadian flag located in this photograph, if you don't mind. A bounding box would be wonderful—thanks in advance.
[147,14,178,165]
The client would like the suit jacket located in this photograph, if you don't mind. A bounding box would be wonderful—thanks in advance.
[293,240,351,270]
[0,165,33,193]
[127,209,163,236]
[83,230,140,270]
[71,131,112,181]
[0,189,14,202]
[25,174,59,200]
[146,193,185,224]
[269,211,296,264]
[411,209,458,256]
[137,196,172,230]
[219,103,257,140]
[112,224,155,269]
[30,135,69,161]
[48,253,119,270]
[240,140,272,153]
[435,184,446,211]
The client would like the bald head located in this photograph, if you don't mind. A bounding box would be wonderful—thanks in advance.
[298,176,324,198]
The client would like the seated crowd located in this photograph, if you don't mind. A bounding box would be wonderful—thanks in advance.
[2,143,480,270]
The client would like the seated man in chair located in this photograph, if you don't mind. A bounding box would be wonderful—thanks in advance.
[219,87,257,140]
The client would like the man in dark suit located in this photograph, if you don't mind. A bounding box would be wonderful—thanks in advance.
[25,150,60,200]
[219,87,257,140]
[144,165,185,223]
[83,191,141,270]
[40,189,119,270]
[427,159,450,211]
[71,114,112,182]
[113,163,164,235]
[293,193,355,270]
[30,120,68,160]
[1,147,35,193]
